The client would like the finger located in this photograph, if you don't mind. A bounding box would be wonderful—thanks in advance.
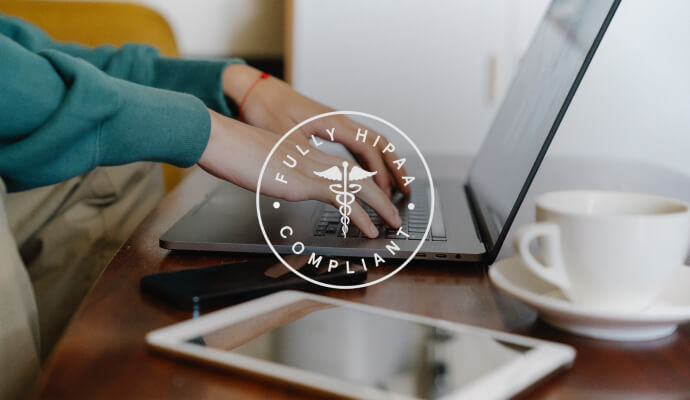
[375,136,411,195]
[384,154,409,194]
[324,118,394,195]
[311,178,379,238]
[354,149,393,196]
[312,116,409,195]
[310,155,397,227]
[346,200,380,239]
[337,118,409,195]
[355,179,402,229]
[387,170,399,194]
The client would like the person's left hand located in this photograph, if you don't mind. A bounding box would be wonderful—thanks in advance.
[222,64,410,197]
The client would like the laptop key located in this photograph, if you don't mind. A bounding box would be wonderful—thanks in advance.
[337,226,357,238]
[326,223,338,233]
[385,228,402,239]
[408,231,425,240]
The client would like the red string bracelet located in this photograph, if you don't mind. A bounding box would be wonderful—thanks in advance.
[237,72,270,122]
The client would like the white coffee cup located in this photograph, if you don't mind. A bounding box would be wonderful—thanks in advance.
[513,190,690,312]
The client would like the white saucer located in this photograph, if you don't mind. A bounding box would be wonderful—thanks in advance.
[488,256,690,341]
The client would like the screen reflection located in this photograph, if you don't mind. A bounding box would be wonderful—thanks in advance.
[189,300,530,399]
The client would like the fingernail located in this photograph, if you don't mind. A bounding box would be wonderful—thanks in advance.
[393,214,402,227]
[368,224,379,238]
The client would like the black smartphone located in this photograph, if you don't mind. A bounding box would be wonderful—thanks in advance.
[140,257,366,310]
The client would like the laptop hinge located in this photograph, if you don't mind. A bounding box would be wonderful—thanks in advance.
[463,183,493,262]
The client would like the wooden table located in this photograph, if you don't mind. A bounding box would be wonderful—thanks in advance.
[32,159,690,399]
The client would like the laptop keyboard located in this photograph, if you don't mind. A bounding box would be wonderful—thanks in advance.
[313,187,446,241]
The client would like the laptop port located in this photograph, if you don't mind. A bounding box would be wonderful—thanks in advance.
[435,254,447,258]
[416,253,426,258]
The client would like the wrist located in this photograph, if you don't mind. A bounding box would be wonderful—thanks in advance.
[203,108,248,161]
[222,64,262,105]
[200,108,218,165]
[201,108,233,164]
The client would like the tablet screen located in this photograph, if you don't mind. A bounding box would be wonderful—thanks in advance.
[187,299,532,399]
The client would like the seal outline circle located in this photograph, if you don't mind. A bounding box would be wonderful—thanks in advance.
[256,111,434,289]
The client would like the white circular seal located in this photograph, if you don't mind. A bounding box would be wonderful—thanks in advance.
[256,111,434,289]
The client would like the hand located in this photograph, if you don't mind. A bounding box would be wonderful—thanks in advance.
[222,64,410,197]
[197,109,402,238]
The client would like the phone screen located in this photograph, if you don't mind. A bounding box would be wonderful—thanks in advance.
[186,299,532,399]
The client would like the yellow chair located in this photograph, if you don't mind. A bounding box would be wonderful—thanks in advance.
[0,0,191,191]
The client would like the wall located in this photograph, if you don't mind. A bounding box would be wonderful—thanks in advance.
[86,0,285,57]
[553,1,690,174]
[290,0,690,175]
[291,0,529,155]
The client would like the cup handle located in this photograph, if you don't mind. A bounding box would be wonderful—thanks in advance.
[513,223,570,290]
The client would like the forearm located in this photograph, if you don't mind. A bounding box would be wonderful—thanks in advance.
[1,13,245,116]
[0,35,210,192]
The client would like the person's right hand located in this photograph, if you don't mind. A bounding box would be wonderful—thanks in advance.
[197,109,402,238]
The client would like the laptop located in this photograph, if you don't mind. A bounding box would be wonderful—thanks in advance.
[161,0,621,264]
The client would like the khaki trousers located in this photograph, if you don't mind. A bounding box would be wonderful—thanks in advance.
[0,162,163,399]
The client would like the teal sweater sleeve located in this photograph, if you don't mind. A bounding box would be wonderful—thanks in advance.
[0,15,244,192]
[0,14,245,116]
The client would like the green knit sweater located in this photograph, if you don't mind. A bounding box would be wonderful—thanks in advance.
[0,14,244,192]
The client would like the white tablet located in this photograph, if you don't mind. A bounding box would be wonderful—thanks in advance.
[146,291,574,399]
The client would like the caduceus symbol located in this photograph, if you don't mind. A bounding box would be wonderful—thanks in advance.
[314,161,377,238]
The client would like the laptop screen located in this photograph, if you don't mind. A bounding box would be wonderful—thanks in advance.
[466,0,619,260]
